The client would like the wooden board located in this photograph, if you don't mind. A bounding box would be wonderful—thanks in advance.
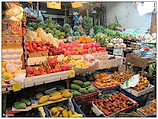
[126,53,149,69]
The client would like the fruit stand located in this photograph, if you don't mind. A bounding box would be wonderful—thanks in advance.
[1,2,156,118]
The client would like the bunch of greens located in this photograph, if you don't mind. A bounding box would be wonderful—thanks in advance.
[103,28,126,39]
[93,25,104,34]
[83,16,93,34]
[107,23,122,30]
[93,33,112,47]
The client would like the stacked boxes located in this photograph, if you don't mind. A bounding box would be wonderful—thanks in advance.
[2,19,23,68]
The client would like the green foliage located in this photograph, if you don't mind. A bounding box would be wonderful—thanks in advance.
[83,16,93,34]
[107,23,122,30]
[73,26,80,32]
[63,24,71,33]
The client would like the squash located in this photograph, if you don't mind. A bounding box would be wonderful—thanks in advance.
[68,109,73,117]
[49,94,63,100]
[62,109,69,117]
[62,90,72,98]
[71,114,83,117]
[38,96,49,104]
[51,107,58,114]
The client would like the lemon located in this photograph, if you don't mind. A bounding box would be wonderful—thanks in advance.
[2,61,8,68]
[3,72,13,80]
[2,68,6,73]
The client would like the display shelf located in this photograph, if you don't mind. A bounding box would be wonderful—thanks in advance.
[5,98,69,115]
[2,70,75,93]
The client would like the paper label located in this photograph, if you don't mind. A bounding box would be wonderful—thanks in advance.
[12,83,21,92]
[68,70,75,78]
[122,74,140,89]
[113,48,123,56]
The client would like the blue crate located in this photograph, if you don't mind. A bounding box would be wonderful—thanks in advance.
[72,98,85,116]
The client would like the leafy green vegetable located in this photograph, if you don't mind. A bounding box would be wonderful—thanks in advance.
[108,23,122,29]
[83,16,93,34]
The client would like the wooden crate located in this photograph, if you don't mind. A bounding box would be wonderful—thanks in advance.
[28,51,48,58]
[27,56,48,65]
[120,84,154,97]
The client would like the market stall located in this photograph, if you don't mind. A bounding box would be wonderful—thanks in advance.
[2,1,156,117]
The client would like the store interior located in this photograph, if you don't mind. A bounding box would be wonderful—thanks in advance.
[2,1,157,117]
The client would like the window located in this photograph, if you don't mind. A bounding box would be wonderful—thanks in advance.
[137,2,155,16]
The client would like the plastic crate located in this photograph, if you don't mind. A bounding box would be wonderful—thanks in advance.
[74,91,99,102]
[71,98,85,116]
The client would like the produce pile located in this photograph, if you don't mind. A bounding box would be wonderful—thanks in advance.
[93,93,137,116]
[25,37,106,57]
[94,73,119,88]
[76,35,94,43]
[25,28,65,47]
[92,27,127,47]
[50,106,83,117]
[138,99,156,116]
[38,90,72,104]
[111,72,133,84]
[13,89,73,109]
[26,57,72,77]
[14,98,32,109]
[26,17,85,39]
[107,38,126,48]
[132,76,149,91]
[2,61,26,82]
[59,42,106,55]
[70,79,96,96]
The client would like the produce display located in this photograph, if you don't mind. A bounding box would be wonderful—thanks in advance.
[26,58,71,77]
[59,42,106,55]
[14,99,32,109]
[50,106,83,117]
[94,73,119,88]
[2,2,156,118]
[25,28,65,47]
[111,72,133,84]
[71,79,96,96]
[83,16,93,34]
[38,90,72,104]
[93,93,137,116]
[107,38,126,48]
[138,99,156,116]
[2,60,26,83]
[107,23,121,29]
[76,35,94,43]
[132,76,149,91]
[12,89,72,110]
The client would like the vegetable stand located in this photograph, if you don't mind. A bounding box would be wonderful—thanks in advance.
[2,1,156,118]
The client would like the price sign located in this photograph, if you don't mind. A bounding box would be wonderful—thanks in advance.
[47,2,61,9]
[113,48,124,56]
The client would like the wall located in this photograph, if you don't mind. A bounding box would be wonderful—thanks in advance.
[105,2,152,29]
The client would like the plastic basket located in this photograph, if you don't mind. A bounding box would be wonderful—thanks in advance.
[74,91,99,102]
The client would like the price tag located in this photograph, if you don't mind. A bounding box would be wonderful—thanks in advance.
[12,83,21,92]
[113,48,123,56]
[68,70,75,78]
